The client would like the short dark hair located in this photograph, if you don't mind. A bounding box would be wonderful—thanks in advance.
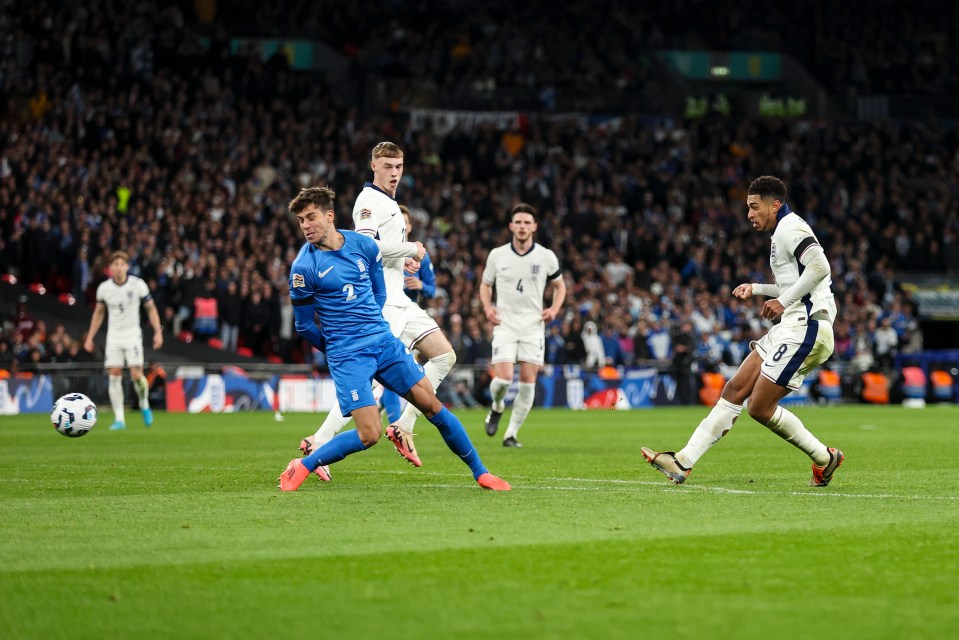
[289,186,336,215]
[398,204,411,217]
[748,176,787,202]
[510,203,537,221]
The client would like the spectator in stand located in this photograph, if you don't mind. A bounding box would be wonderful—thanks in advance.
[670,320,697,405]
[447,314,473,365]
[599,322,624,367]
[13,297,36,342]
[563,318,587,365]
[545,324,566,365]
[581,320,605,370]
[242,289,272,356]
[873,316,899,371]
[217,280,243,352]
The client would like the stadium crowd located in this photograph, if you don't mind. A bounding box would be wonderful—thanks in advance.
[3,0,958,403]
[214,0,959,100]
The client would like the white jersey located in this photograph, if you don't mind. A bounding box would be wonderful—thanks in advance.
[95,275,151,343]
[483,242,562,335]
[353,183,412,308]
[770,211,837,324]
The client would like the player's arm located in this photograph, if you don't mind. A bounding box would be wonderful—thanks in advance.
[370,249,387,309]
[292,302,324,350]
[83,302,106,352]
[480,280,500,326]
[354,208,425,260]
[480,252,500,325]
[773,243,830,310]
[734,282,780,299]
[143,298,163,349]
[290,269,325,350]
[543,273,567,323]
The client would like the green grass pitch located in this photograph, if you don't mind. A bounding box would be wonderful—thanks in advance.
[2,405,958,639]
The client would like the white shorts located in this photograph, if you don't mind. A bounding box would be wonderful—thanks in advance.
[104,340,145,369]
[491,328,545,366]
[751,319,834,390]
[383,304,440,349]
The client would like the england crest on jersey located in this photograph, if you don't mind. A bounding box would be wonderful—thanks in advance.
[531,264,540,275]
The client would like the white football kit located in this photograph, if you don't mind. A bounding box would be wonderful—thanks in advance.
[353,183,439,347]
[95,275,152,368]
[751,210,838,390]
[483,242,562,366]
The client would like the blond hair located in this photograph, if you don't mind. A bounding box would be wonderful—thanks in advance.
[372,141,403,160]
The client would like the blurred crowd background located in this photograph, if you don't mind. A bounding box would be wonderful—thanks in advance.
[2,0,958,404]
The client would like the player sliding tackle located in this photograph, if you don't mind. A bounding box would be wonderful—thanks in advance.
[278,186,510,491]
[642,176,844,487]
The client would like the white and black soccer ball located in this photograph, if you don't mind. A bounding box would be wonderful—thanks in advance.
[51,393,98,437]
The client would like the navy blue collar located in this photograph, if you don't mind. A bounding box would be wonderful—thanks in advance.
[775,202,793,223]
[365,182,396,201]
[511,241,536,257]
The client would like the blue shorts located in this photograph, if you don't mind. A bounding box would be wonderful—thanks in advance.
[326,335,425,416]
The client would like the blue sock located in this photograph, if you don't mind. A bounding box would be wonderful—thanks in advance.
[302,430,366,472]
[429,407,488,479]
[381,389,402,424]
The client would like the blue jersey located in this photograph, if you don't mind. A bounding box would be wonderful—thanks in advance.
[289,230,390,355]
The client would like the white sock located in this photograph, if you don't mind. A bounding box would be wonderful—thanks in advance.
[372,380,385,403]
[108,374,125,424]
[676,398,742,468]
[312,401,352,449]
[766,406,830,466]
[504,382,535,440]
[133,375,150,410]
[489,376,511,413]
[396,351,456,434]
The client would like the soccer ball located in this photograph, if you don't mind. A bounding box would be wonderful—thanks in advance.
[51,393,98,437]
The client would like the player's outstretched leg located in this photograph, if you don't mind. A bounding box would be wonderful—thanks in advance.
[641,398,743,484]
[279,430,367,491]
[429,407,510,490]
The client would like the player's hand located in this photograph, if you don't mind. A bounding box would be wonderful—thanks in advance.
[404,258,421,274]
[404,276,423,290]
[412,241,426,262]
[485,306,501,326]
[732,283,753,299]
[83,338,94,353]
[153,332,164,350]
[542,307,558,323]
[761,299,785,320]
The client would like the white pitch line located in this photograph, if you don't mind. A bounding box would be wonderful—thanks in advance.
[350,469,959,501]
